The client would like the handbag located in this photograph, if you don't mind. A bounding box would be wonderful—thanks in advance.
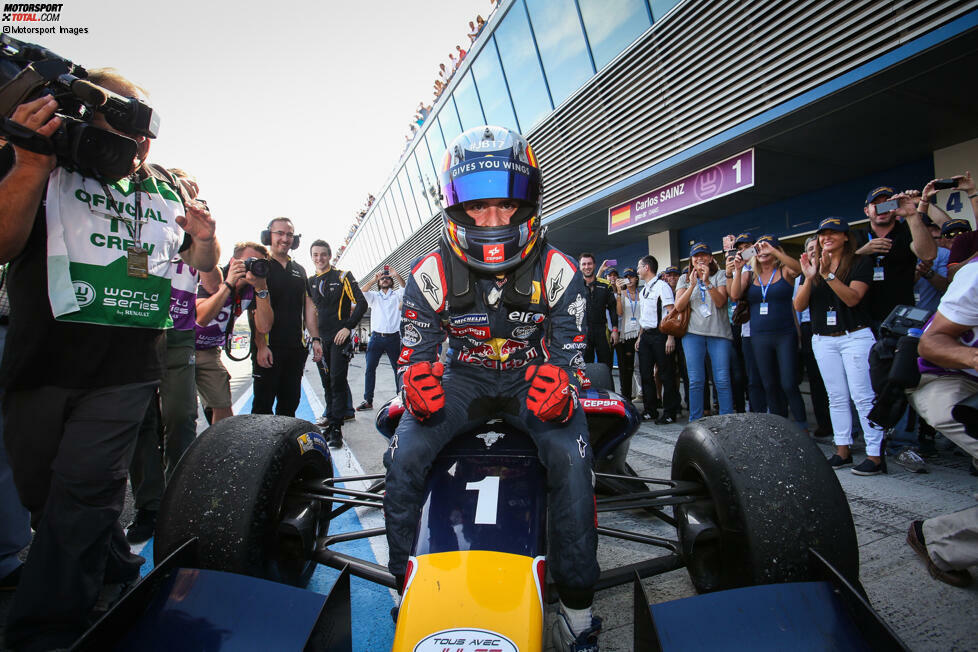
[731,271,752,326]
[659,304,690,337]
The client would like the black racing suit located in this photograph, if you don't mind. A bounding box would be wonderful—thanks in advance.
[584,276,618,370]
[383,243,599,608]
[308,268,367,426]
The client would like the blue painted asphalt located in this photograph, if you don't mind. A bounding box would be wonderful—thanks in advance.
[136,387,396,651]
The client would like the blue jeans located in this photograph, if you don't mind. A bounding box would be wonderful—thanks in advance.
[683,333,734,421]
[363,332,401,403]
[740,336,768,413]
[750,330,808,427]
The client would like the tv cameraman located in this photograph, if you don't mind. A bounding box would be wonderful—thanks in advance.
[0,71,219,649]
[195,242,273,423]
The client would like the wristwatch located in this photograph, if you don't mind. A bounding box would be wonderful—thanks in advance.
[825,272,836,281]
[310,336,322,344]
[256,289,269,299]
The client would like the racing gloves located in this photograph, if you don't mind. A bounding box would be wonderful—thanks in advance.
[525,363,577,423]
[401,361,445,421]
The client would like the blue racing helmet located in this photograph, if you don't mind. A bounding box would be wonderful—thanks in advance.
[439,125,543,273]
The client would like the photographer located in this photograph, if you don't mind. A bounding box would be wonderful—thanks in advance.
[0,70,218,649]
[906,258,978,587]
[195,242,273,423]
[356,266,405,412]
[856,186,937,330]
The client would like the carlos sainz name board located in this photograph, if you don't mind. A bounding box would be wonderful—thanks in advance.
[607,149,754,234]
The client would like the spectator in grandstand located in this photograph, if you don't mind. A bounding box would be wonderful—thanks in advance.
[906,257,978,587]
[675,243,734,420]
[307,239,367,448]
[856,186,937,330]
[728,234,808,432]
[476,14,486,32]
[357,267,406,411]
[794,217,886,475]
[251,218,316,418]
[456,44,467,62]
[195,242,273,423]
[794,236,833,438]
[636,256,679,424]
[615,268,640,406]
[0,71,219,649]
[468,20,479,42]
[579,252,619,384]
[0,263,30,592]
[448,53,459,72]
[126,167,205,544]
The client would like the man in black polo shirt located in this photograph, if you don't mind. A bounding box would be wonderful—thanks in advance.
[856,186,937,328]
[578,252,618,387]
[252,217,317,417]
[307,239,366,447]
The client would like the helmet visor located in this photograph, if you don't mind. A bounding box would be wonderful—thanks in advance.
[441,164,541,207]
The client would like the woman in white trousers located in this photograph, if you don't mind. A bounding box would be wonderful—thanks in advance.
[794,217,887,475]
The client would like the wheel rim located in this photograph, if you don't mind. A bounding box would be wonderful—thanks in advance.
[273,463,330,585]
[675,462,725,592]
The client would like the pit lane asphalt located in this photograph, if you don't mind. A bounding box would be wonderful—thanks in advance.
[1,350,975,650]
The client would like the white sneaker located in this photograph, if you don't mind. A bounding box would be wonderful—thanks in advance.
[553,609,601,652]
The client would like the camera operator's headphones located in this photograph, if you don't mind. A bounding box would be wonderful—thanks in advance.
[260,218,301,250]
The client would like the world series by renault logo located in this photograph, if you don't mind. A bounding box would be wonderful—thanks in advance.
[73,280,95,307]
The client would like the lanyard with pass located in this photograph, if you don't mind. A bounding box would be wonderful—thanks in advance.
[758,269,777,316]
[696,279,711,317]
[867,231,885,281]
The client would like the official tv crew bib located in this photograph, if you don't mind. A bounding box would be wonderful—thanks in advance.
[45,168,185,329]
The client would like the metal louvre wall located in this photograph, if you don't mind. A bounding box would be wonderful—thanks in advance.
[356,214,443,284]
[530,0,976,218]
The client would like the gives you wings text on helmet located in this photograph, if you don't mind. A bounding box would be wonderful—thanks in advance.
[439,125,543,273]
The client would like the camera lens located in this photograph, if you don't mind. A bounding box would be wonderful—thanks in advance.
[245,257,269,279]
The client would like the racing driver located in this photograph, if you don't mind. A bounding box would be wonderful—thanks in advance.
[384,126,601,649]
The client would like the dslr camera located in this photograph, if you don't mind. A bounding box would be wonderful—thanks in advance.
[244,257,270,279]
[0,35,160,182]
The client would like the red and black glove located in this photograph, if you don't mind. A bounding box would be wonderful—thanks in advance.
[401,361,445,421]
[524,363,577,423]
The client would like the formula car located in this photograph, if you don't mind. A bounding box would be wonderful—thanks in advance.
[76,365,907,651]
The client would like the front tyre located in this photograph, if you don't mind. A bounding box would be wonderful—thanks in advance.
[671,414,859,593]
[155,415,332,587]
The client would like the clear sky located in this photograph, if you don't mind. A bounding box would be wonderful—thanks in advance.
[12,0,492,270]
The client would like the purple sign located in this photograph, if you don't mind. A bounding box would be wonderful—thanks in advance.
[608,149,755,234]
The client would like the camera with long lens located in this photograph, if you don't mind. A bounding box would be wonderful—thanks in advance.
[0,35,160,182]
[244,257,270,279]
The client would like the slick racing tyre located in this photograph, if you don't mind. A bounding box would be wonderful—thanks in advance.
[585,362,614,393]
[155,415,332,587]
[671,414,859,593]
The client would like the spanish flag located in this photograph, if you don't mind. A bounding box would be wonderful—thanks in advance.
[610,204,631,226]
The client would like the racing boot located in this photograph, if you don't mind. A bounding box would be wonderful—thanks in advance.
[553,605,601,652]
[326,423,343,449]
